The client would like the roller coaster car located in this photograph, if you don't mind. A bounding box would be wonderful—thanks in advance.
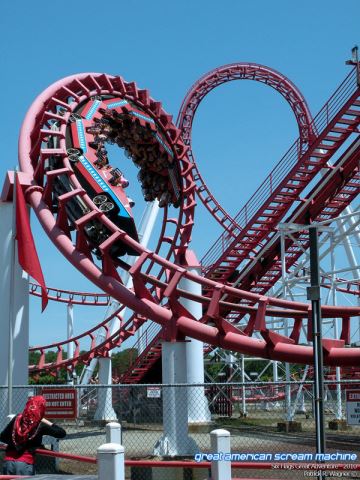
[66,114,139,255]
[50,93,182,258]
[47,123,139,259]
[65,146,139,258]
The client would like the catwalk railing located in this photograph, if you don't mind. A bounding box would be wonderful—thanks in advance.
[201,66,360,271]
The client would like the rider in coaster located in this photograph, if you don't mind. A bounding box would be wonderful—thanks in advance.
[0,395,66,476]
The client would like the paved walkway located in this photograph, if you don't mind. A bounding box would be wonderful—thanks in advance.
[31,476,97,479]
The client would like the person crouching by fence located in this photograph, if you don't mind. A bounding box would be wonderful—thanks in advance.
[0,395,66,476]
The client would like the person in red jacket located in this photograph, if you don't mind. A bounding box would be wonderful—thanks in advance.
[0,395,66,475]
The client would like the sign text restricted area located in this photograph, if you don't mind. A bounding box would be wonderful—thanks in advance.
[346,390,360,425]
[42,388,77,419]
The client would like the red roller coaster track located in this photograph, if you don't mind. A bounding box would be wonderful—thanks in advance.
[16,67,359,376]
[29,282,111,306]
[201,67,360,285]
[119,65,360,383]
[176,63,314,233]
[229,136,360,305]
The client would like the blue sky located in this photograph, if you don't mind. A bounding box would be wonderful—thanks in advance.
[1,0,359,347]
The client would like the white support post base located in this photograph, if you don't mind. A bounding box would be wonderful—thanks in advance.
[94,357,117,421]
[97,443,124,480]
[0,202,29,427]
[154,342,198,456]
[210,429,231,480]
[106,422,122,444]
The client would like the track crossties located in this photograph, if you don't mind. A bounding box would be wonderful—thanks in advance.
[18,71,360,373]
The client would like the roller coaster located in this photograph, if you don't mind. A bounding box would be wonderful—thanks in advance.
[8,58,359,381]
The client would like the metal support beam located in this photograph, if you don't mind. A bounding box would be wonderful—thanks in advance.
[307,227,326,457]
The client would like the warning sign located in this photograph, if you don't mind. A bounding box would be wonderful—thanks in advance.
[346,390,360,425]
[42,388,77,419]
[147,387,161,398]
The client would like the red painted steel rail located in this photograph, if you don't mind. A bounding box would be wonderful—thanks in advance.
[226,135,360,325]
[29,282,111,306]
[18,70,360,375]
[177,63,314,233]
[201,67,360,284]
[119,66,359,383]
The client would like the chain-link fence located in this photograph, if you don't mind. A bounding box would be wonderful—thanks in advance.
[0,381,359,478]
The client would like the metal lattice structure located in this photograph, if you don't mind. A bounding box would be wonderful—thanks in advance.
[13,64,359,376]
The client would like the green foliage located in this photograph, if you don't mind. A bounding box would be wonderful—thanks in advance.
[29,349,84,385]
[29,348,138,384]
[29,374,64,385]
[112,348,138,375]
[205,362,224,380]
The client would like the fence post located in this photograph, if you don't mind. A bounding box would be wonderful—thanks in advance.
[97,443,124,480]
[106,421,122,444]
[210,429,231,480]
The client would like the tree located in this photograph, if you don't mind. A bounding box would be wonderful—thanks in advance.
[111,348,138,376]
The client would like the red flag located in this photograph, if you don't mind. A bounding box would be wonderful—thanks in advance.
[15,175,48,311]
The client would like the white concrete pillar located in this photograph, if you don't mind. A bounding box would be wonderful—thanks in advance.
[179,251,211,423]
[210,429,231,480]
[94,357,117,421]
[185,336,211,422]
[154,342,197,456]
[0,201,29,426]
[97,443,124,480]
[106,422,122,444]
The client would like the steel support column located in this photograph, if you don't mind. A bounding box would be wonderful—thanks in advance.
[308,227,326,456]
